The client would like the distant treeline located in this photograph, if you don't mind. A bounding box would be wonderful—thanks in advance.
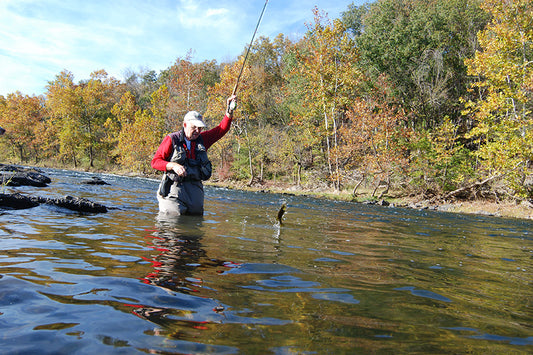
[1,0,532,200]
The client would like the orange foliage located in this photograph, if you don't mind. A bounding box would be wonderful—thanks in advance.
[337,95,410,190]
[0,93,45,162]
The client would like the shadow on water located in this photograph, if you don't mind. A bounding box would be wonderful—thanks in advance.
[0,168,531,354]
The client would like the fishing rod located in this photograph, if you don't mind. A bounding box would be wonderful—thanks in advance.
[231,0,269,98]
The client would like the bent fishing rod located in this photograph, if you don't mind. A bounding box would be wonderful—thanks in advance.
[227,0,286,225]
[231,0,269,99]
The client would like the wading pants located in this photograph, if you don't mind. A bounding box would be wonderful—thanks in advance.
[157,180,204,215]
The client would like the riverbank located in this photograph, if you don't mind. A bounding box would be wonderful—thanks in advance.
[205,180,533,220]
[3,163,532,220]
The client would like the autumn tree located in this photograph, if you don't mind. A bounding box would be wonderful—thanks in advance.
[162,52,221,132]
[105,90,138,165]
[205,35,292,184]
[0,93,45,162]
[45,71,80,166]
[46,70,123,168]
[335,73,411,197]
[204,58,243,181]
[234,35,292,184]
[112,85,169,173]
[205,55,266,184]
[464,0,533,198]
[286,8,363,190]
[78,70,124,167]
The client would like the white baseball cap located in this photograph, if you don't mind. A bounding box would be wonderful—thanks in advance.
[183,111,206,127]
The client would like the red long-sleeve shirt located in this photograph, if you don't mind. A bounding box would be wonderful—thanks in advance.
[151,113,233,172]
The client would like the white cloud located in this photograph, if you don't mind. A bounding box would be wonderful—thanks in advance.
[206,8,229,17]
[176,0,231,30]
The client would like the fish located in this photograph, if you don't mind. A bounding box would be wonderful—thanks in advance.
[276,203,286,224]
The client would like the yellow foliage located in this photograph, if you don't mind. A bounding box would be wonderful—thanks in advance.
[464,0,533,196]
[114,86,169,173]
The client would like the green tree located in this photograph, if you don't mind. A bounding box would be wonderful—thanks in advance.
[123,67,159,110]
[246,34,292,126]
[355,0,489,127]
[341,1,371,37]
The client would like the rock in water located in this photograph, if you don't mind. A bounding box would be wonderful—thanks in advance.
[82,176,110,185]
[0,165,51,187]
[48,195,108,213]
[0,193,40,209]
[0,193,107,213]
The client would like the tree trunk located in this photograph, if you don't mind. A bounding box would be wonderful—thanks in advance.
[444,174,502,200]
[372,176,390,198]
[89,146,94,168]
[247,147,254,186]
[18,146,24,163]
[352,174,365,196]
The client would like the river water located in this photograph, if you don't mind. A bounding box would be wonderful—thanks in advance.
[0,168,531,354]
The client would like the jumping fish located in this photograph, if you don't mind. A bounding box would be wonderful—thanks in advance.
[276,203,286,224]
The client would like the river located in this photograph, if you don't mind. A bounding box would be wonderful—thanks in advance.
[0,168,531,354]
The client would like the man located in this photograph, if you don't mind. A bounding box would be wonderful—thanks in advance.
[151,95,236,215]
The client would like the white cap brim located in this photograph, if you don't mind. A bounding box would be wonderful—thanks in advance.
[188,119,206,127]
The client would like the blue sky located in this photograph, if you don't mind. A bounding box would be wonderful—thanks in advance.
[0,0,367,96]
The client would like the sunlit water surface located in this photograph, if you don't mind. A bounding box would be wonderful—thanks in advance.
[0,168,532,354]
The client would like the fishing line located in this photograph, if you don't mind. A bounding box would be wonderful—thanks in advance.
[232,0,269,96]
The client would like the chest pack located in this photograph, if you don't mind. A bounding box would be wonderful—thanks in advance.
[158,130,212,197]
[168,130,212,182]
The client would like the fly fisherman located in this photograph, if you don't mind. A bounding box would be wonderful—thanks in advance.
[151,95,236,215]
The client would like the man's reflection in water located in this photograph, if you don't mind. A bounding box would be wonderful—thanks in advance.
[141,213,207,294]
[132,213,231,327]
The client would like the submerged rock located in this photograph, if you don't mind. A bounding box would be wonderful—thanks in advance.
[377,199,390,207]
[82,176,110,185]
[362,199,390,207]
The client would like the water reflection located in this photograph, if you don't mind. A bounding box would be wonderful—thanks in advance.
[142,213,209,293]
[1,168,531,353]
[132,214,231,329]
